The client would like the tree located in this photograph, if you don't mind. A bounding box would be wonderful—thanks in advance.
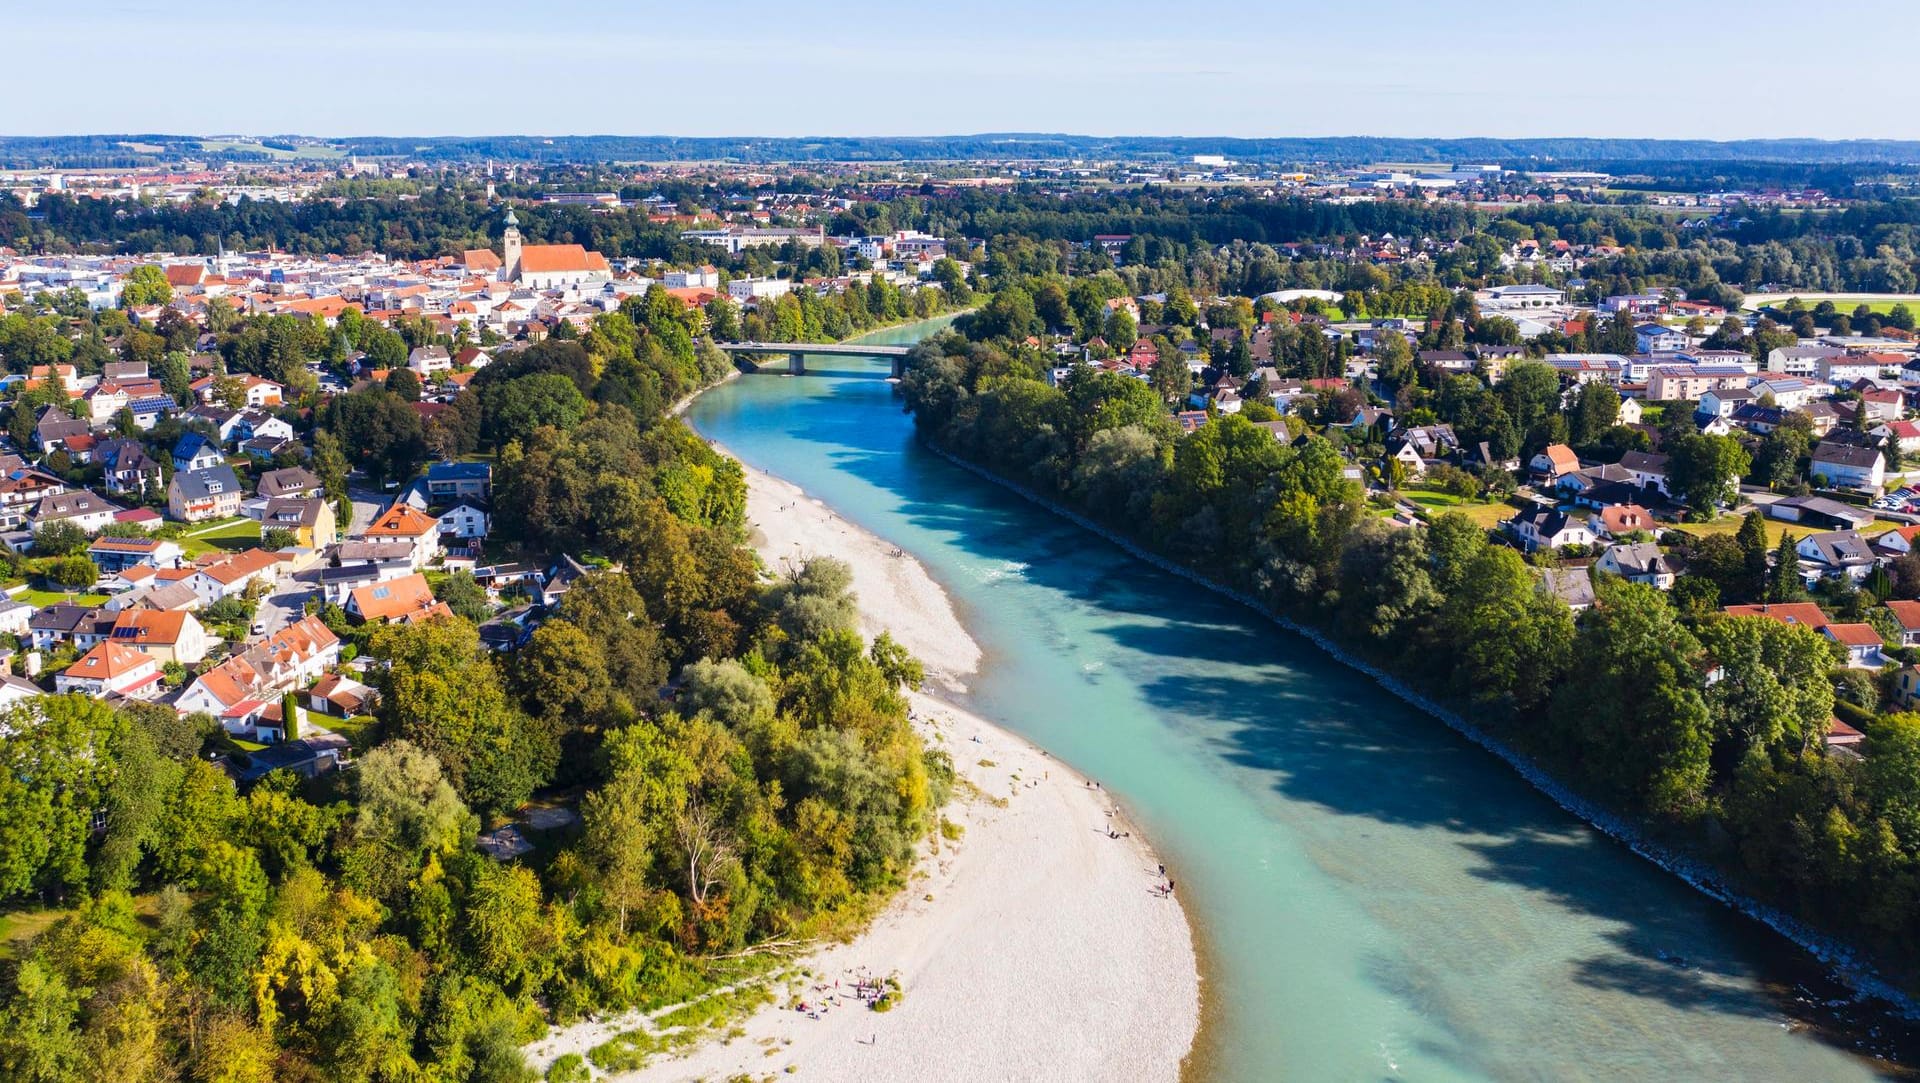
[1438,545,1573,717]
[1696,616,1840,759]
[482,373,589,449]
[31,520,87,558]
[1551,579,1712,814]
[1668,433,1751,514]
[371,618,552,816]
[1735,510,1771,602]
[434,570,492,623]
[119,265,172,308]
[1149,349,1191,407]
[1337,520,1439,641]
[1768,535,1807,602]
[384,368,422,402]
[323,389,427,486]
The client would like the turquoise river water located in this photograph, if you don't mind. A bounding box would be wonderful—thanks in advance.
[687,317,1907,1082]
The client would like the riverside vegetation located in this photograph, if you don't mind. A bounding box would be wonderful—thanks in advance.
[0,287,956,1082]
[900,297,1920,992]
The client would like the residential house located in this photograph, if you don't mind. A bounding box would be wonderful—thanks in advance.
[1635,324,1688,353]
[231,409,295,448]
[183,549,283,606]
[0,599,33,638]
[1540,566,1596,612]
[425,461,492,503]
[408,345,453,376]
[176,614,341,734]
[1529,443,1580,482]
[0,673,43,710]
[359,504,441,569]
[1809,442,1885,491]
[261,498,337,549]
[168,465,244,522]
[1823,623,1887,669]
[1589,503,1656,538]
[34,407,91,455]
[29,603,92,650]
[1507,507,1595,553]
[1872,419,1920,455]
[1721,601,1831,631]
[109,609,214,665]
[438,502,490,542]
[1696,387,1755,418]
[1618,450,1672,497]
[98,440,163,498]
[1796,530,1879,582]
[87,535,184,574]
[32,490,118,535]
[1883,600,1920,648]
[1898,665,1920,709]
[1766,345,1843,376]
[307,673,376,718]
[126,396,174,430]
[257,466,322,500]
[55,640,162,699]
[346,572,448,624]
[172,432,223,473]
[1594,542,1679,589]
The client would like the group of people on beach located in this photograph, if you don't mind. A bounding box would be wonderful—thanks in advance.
[792,966,893,1022]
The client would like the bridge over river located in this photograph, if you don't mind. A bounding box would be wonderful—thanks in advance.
[715,340,912,376]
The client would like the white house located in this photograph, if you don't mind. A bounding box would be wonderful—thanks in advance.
[1635,324,1688,353]
[55,640,161,699]
[1810,442,1885,491]
[1594,542,1678,589]
[437,502,490,541]
[1507,508,1594,553]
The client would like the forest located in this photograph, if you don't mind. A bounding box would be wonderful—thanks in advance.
[0,287,948,1082]
[899,306,1920,990]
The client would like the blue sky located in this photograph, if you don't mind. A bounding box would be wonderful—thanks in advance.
[14,0,1920,140]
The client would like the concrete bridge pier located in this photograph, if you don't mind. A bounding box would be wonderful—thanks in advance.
[891,355,905,379]
[788,352,805,375]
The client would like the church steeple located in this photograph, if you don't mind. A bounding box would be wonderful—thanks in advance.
[501,207,522,280]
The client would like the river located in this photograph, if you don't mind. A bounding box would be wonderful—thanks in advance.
[686,316,1906,1082]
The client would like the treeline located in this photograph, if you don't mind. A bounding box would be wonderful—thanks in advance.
[13,135,1920,168]
[901,328,1920,987]
[0,300,946,1081]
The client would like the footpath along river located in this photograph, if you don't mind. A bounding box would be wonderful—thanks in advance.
[687,315,1911,1081]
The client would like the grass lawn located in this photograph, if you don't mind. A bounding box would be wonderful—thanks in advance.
[1669,514,1904,545]
[179,517,262,556]
[1399,488,1518,527]
[12,587,108,607]
[0,908,67,960]
[1766,297,1918,317]
[325,714,382,752]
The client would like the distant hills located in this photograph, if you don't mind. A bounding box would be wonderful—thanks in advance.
[6,133,1920,168]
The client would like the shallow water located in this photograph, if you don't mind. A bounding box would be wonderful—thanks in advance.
[689,319,1903,1082]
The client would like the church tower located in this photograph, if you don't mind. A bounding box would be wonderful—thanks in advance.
[501,207,522,280]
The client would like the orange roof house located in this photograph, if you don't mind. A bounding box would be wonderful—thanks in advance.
[363,503,437,540]
[1720,602,1831,631]
[347,572,441,623]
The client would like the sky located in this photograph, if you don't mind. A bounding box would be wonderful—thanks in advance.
[13,0,1920,141]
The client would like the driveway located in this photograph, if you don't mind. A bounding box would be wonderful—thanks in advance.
[253,571,314,638]
[347,484,387,536]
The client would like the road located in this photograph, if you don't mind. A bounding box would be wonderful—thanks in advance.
[251,484,386,640]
